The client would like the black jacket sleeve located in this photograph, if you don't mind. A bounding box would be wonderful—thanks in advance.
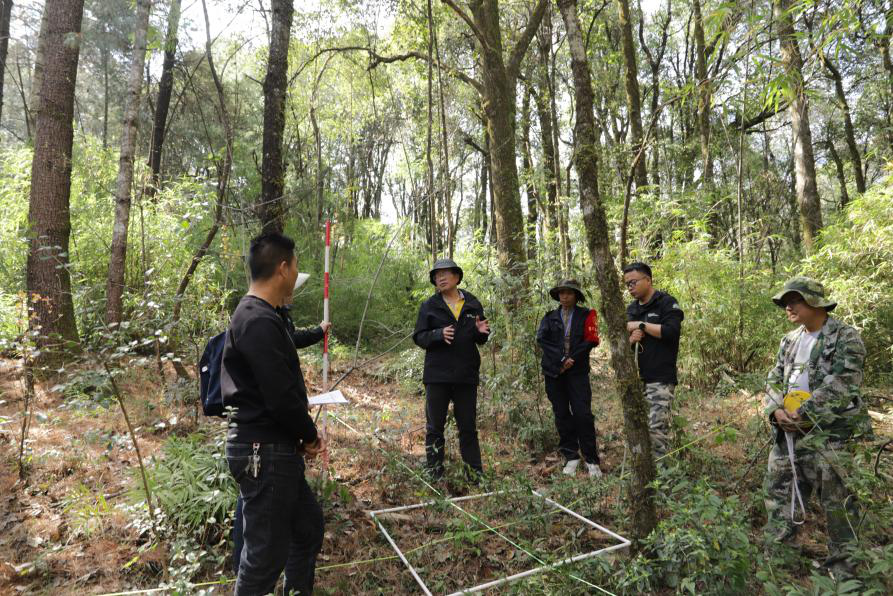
[291,326,325,348]
[413,301,445,349]
[659,298,684,343]
[536,313,562,362]
[239,317,317,443]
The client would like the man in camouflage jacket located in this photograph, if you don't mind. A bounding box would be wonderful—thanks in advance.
[762,276,872,577]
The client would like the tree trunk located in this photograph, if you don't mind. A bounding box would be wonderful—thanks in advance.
[821,53,865,194]
[26,0,85,365]
[147,0,181,200]
[311,105,323,229]
[775,0,822,251]
[520,85,537,260]
[534,27,558,234]
[105,0,152,326]
[259,0,293,234]
[101,38,109,149]
[0,0,13,127]
[557,0,656,545]
[170,0,234,380]
[27,5,49,138]
[616,0,648,190]
[826,137,850,208]
[425,0,437,256]
[692,0,712,186]
[432,7,453,257]
[457,0,547,278]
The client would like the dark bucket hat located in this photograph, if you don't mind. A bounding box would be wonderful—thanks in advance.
[549,279,586,303]
[429,258,464,285]
[771,276,837,311]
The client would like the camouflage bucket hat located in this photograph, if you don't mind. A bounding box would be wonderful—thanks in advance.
[771,276,837,311]
[549,279,586,303]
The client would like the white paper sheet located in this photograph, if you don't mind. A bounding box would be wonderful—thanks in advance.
[308,390,348,406]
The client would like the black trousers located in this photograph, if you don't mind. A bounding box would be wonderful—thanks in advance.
[544,373,600,464]
[425,383,483,477]
[226,442,324,596]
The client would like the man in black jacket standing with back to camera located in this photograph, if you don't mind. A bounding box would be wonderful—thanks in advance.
[413,258,490,481]
[623,262,684,460]
[222,233,326,596]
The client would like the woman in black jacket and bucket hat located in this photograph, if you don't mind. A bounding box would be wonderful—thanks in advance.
[536,279,603,478]
[413,258,490,480]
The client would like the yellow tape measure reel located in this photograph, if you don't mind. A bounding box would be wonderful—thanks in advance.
[783,390,811,413]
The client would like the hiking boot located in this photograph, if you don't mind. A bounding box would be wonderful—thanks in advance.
[562,459,580,475]
[587,463,603,479]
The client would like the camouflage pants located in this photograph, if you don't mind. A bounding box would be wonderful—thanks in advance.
[644,382,674,459]
[763,438,858,561]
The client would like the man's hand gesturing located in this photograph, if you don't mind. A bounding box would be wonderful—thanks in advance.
[475,316,490,335]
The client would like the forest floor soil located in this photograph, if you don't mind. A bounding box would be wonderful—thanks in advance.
[0,353,890,594]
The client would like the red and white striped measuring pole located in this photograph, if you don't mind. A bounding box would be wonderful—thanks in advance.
[321,219,331,468]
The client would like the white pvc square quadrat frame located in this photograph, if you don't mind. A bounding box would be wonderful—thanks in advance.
[369,489,631,595]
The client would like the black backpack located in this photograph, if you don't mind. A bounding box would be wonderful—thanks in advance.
[199,331,227,417]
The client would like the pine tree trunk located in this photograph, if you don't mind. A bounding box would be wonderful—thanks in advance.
[147,0,181,200]
[615,0,648,190]
[775,0,822,251]
[558,0,656,545]
[259,0,293,234]
[105,0,152,326]
[0,0,13,127]
[27,5,49,138]
[26,0,85,366]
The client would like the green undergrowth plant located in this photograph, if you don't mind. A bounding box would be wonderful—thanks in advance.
[136,430,236,545]
[650,238,786,390]
[803,176,893,384]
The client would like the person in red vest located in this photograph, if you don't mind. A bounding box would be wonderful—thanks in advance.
[536,280,603,478]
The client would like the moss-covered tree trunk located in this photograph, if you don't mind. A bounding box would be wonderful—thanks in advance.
[558,0,657,545]
[615,0,648,190]
[445,0,548,280]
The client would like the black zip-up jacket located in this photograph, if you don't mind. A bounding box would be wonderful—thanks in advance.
[626,290,684,385]
[536,305,600,378]
[413,290,489,385]
[222,296,318,445]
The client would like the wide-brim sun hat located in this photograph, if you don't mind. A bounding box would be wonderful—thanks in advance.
[771,276,837,311]
[429,258,464,285]
[549,279,586,303]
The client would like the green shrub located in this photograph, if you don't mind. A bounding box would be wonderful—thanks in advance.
[651,239,786,389]
[629,468,756,594]
[138,430,236,544]
[804,177,893,383]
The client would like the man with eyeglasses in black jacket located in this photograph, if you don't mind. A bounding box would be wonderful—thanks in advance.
[622,262,684,460]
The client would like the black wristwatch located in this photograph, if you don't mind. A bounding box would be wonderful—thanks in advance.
[638,322,646,331]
